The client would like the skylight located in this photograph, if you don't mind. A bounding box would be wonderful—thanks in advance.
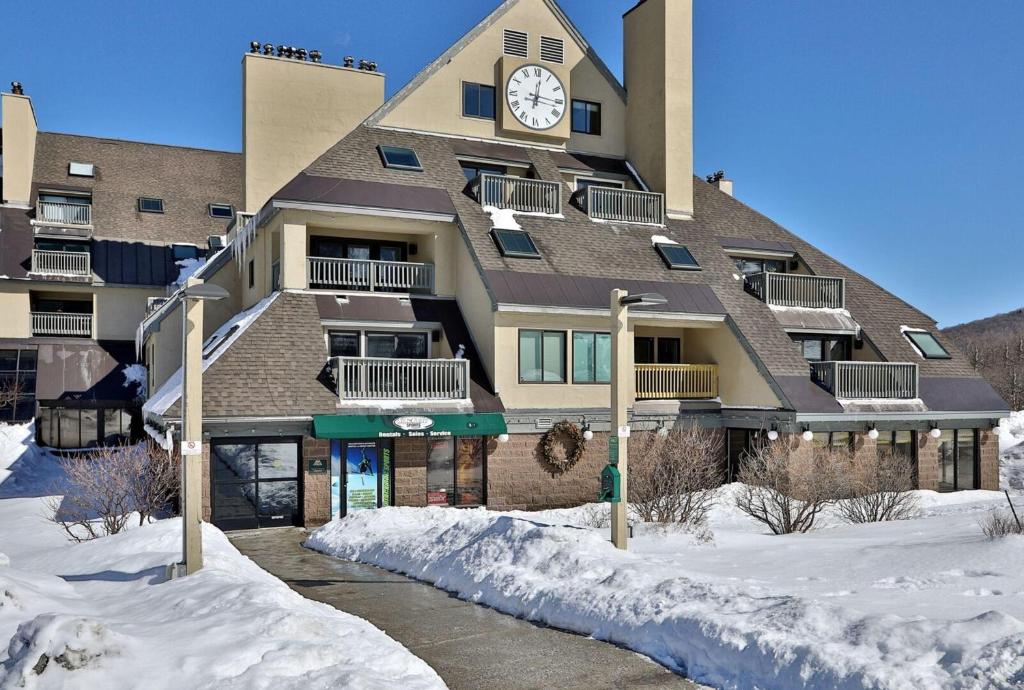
[491,228,541,259]
[904,329,951,359]
[378,145,423,171]
[655,243,700,270]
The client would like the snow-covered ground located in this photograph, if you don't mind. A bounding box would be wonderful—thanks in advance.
[0,424,445,689]
[1000,410,1024,492]
[309,488,1024,690]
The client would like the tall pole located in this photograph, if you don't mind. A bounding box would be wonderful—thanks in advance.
[181,277,205,574]
[610,288,630,550]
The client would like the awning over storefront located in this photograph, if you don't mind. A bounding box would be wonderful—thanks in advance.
[313,413,507,440]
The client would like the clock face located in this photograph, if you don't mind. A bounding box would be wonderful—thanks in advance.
[505,64,566,131]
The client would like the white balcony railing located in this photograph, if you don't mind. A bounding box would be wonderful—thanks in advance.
[36,201,92,226]
[474,173,561,215]
[307,257,435,293]
[577,186,665,225]
[31,312,93,338]
[334,357,470,402]
[745,272,845,310]
[810,361,918,400]
[30,249,91,277]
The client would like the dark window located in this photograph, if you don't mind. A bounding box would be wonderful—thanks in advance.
[571,99,601,135]
[33,238,89,253]
[876,430,917,466]
[576,178,623,192]
[791,334,851,362]
[657,338,681,365]
[209,203,234,219]
[37,404,132,449]
[727,429,769,483]
[904,330,951,359]
[247,259,255,289]
[655,243,700,270]
[634,337,655,364]
[519,329,566,383]
[138,197,164,213]
[426,436,485,507]
[734,257,787,275]
[365,332,429,359]
[460,162,507,183]
[938,429,978,491]
[172,244,201,262]
[491,228,541,259]
[634,337,680,365]
[0,349,37,422]
[210,439,301,529]
[377,145,423,171]
[462,82,496,120]
[329,332,360,358]
[572,332,611,383]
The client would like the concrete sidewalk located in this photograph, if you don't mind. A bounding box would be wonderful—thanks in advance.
[229,528,700,690]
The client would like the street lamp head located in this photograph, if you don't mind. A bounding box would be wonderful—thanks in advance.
[182,284,229,301]
[619,292,667,307]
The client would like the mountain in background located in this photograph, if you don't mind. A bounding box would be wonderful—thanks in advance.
[943,308,1024,410]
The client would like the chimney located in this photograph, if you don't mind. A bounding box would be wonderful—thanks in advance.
[706,170,733,196]
[623,0,693,219]
[242,46,385,212]
[1,84,38,206]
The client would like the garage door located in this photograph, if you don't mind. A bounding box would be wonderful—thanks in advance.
[211,438,302,530]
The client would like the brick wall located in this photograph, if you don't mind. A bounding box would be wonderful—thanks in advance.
[302,437,332,527]
[916,431,939,491]
[201,443,212,522]
[395,436,429,507]
[979,428,999,490]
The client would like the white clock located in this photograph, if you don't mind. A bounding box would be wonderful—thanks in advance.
[505,64,566,131]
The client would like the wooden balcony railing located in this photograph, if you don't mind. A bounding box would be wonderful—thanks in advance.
[745,272,845,309]
[576,186,665,225]
[474,173,561,215]
[31,312,92,338]
[307,257,435,293]
[334,356,470,402]
[30,249,91,277]
[635,364,719,400]
[36,201,92,226]
[810,361,918,399]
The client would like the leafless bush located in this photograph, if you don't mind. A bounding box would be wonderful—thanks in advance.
[735,443,846,534]
[628,423,723,527]
[0,376,25,411]
[837,449,919,523]
[576,504,611,529]
[46,441,179,542]
[981,511,1024,538]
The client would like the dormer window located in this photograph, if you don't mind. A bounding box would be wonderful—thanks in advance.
[378,145,423,171]
[68,162,94,177]
[138,197,164,213]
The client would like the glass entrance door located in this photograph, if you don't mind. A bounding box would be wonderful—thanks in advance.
[211,439,301,530]
[336,439,394,517]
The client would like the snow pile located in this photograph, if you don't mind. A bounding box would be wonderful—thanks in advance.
[0,423,66,499]
[309,491,1024,690]
[1001,411,1024,492]
[481,205,522,230]
[172,258,206,286]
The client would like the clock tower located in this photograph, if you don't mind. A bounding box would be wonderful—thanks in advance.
[498,56,572,141]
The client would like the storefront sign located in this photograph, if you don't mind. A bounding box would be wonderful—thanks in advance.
[427,490,448,506]
[393,416,435,432]
[306,457,329,475]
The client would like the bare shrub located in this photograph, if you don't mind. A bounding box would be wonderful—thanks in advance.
[837,449,919,523]
[628,423,723,526]
[981,511,1024,538]
[46,441,179,542]
[735,443,846,534]
[0,376,25,411]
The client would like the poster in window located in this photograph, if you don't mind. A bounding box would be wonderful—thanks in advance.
[346,441,379,511]
[331,440,342,519]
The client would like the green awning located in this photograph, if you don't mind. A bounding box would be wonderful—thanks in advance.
[313,413,507,440]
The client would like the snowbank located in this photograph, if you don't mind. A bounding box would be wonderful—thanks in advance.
[0,423,66,499]
[308,493,1024,690]
[1000,411,1024,492]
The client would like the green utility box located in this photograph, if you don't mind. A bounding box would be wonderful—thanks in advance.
[599,464,621,503]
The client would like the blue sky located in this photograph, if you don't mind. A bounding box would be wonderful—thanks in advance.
[5,1,1021,327]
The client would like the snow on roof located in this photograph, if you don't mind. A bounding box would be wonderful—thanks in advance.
[143,293,280,418]
[650,234,677,246]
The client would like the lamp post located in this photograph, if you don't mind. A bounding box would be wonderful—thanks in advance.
[179,278,228,575]
[609,289,666,550]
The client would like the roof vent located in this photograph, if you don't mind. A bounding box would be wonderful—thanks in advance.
[540,36,564,64]
[706,170,733,196]
[503,29,529,58]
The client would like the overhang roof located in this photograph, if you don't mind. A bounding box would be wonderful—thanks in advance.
[274,172,456,217]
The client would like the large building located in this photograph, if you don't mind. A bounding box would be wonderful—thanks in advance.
[1,0,1008,530]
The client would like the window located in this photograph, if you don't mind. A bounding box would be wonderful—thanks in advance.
[329,332,360,358]
[634,337,680,365]
[727,429,769,483]
[734,257,787,275]
[540,36,564,64]
[576,177,624,192]
[366,332,429,359]
[904,330,951,359]
[462,82,496,120]
[655,243,700,270]
[876,430,916,466]
[571,99,601,135]
[34,238,89,254]
[634,337,655,364]
[172,244,201,262]
[491,228,541,259]
[426,436,485,506]
[377,145,422,171]
[572,332,611,383]
[68,162,94,177]
[938,429,978,491]
[0,349,37,422]
[208,203,234,219]
[138,197,164,213]
[247,259,255,289]
[460,162,507,183]
[791,334,851,362]
[503,29,529,58]
[657,338,681,364]
[519,330,565,383]
[37,405,134,449]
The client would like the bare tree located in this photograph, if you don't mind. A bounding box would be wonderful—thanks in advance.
[628,422,723,526]
[0,376,25,413]
[837,449,918,523]
[735,443,845,534]
[46,441,179,542]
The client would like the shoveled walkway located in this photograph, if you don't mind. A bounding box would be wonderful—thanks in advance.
[229,528,700,690]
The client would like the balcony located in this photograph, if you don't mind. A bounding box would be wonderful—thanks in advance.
[575,186,665,225]
[745,272,845,310]
[36,201,92,227]
[810,361,918,400]
[31,312,93,338]
[334,357,470,402]
[307,257,435,293]
[473,173,561,215]
[635,364,719,400]
[31,249,91,277]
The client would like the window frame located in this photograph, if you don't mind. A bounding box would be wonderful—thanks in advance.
[903,329,952,360]
[937,428,979,492]
[377,144,423,171]
[570,99,602,135]
[208,203,234,219]
[0,348,37,422]
[137,197,165,214]
[571,331,611,384]
[491,228,541,259]
[425,436,487,507]
[655,243,701,271]
[461,81,497,121]
[732,256,789,275]
[518,329,567,384]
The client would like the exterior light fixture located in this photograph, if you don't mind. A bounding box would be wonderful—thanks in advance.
[263,43,273,55]
[11,81,24,95]
[767,429,779,441]
[929,426,942,439]
[497,433,510,444]
[344,55,354,68]
[249,41,261,53]
[868,427,879,440]
[580,416,594,441]
[310,49,322,63]
[992,420,1003,435]
[801,429,814,442]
